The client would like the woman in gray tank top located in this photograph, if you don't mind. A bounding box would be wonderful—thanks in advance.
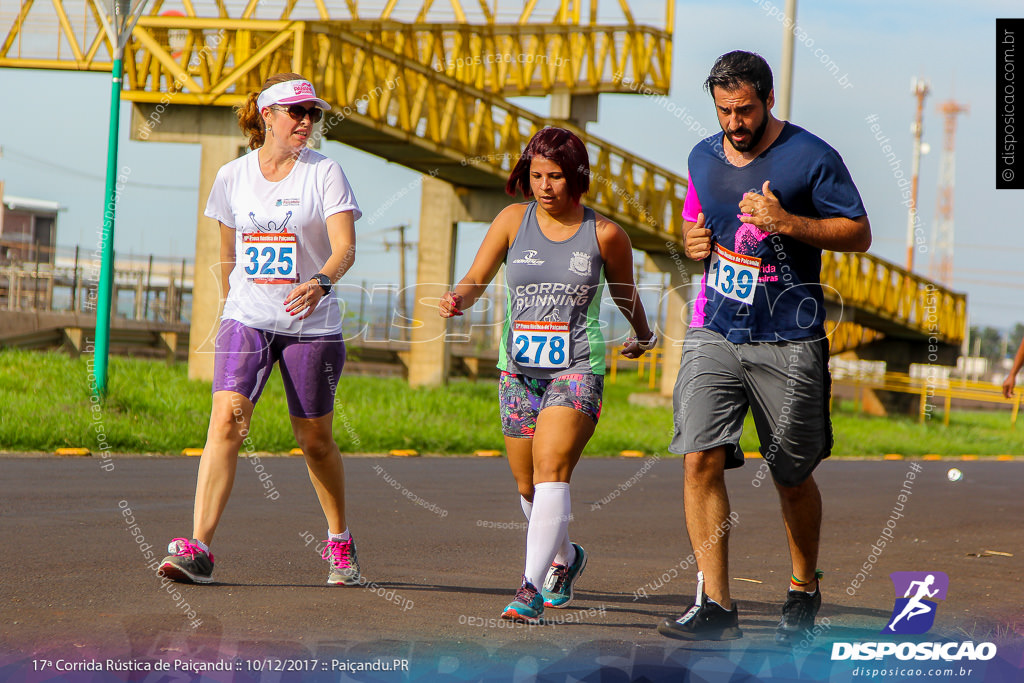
[439,128,657,624]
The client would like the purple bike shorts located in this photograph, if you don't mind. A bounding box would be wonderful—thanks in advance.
[212,318,345,419]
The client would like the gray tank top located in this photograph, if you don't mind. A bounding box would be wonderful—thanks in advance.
[498,202,606,379]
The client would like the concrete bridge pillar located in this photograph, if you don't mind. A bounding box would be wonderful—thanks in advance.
[408,177,461,388]
[644,253,701,397]
[131,103,246,381]
[408,179,509,387]
[551,93,599,130]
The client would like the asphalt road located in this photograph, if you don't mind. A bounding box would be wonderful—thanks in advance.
[1,455,1021,682]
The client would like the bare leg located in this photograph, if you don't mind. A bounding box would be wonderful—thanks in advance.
[683,446,732,606]
[775,474,822,591]
[505,435,535,503]
[292,412,347,534]
[531,406,593,484]
[193,391,253,545]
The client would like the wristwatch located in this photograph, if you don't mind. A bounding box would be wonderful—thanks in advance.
[310,272,332,295]
[636,333,658,350]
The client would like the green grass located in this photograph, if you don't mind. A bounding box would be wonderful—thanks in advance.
[1,349,1021,456]
[827,399,1023,457]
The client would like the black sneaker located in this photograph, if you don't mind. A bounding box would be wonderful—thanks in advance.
[159,538,215,584]
[775,586,822,645]
[657,571,742,641]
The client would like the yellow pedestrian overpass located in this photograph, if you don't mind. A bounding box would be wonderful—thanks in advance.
[0,0,965,393]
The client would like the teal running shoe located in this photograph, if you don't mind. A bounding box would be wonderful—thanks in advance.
[501,577,544,624]
[542,543,587,608]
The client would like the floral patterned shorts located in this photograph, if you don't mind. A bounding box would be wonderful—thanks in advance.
[498,371,604,438]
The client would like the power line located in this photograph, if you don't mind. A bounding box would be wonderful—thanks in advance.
[953,242,1024,253]
[954,267,1024,277]
[872,236,1024,254]
[0,147,197,191]
[954,277,1024,289]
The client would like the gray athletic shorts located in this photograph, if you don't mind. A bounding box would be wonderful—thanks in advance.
[669,327,833,486]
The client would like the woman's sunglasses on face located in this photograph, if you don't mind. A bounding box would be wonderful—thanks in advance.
[273,104,323,123]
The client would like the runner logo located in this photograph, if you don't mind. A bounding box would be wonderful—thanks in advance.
[541,310,562,322]
[512,249,545,266]
[248,210,293,233]
[833,571,996,663]
[884,571,948,634]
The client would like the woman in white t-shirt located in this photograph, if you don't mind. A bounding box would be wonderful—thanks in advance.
[160,73,363,587]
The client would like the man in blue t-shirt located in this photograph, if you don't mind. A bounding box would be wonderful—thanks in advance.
[658,51,871,645]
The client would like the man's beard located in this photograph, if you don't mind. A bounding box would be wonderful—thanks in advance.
[725,107,769,152]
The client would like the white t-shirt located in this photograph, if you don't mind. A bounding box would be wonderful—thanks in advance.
[204,147,361,336]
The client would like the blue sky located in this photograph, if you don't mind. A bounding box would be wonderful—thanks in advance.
[0,0,1017,327]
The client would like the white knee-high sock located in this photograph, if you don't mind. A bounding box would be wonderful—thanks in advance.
[554,528,575,566]
[524,493,574,565]
[520,495,533,520]
[524,482,571,587]
[520,497,577,565]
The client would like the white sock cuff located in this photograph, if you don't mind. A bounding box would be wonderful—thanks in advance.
[534,481,570,493]
[520,496,533,519]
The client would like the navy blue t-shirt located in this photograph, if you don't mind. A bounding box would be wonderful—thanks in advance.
[686,123,866,342]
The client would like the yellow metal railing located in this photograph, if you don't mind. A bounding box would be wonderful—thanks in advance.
[607,347,662,389]
[0,2,672,95]
[608,360,1017,429]
[821,251,966,346]
[352,21,672,96]
[833,371,1019,426]
[824,320,885,355]
[606,321,917,375]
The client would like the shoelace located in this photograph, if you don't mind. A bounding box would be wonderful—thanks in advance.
[514,582,538,605]
[676,570,707,624]
[676,603,703,625]
[169,538,212,561]
[321,539,352,568]
[547,564,569,592]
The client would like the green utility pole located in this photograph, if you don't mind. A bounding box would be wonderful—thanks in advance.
[92,0,148,396]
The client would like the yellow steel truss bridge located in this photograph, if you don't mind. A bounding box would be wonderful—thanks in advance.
[1,0,965,360]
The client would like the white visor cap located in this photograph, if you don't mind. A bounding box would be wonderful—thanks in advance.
[256,79,330,112]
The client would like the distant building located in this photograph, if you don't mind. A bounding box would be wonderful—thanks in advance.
[0,180,65,265]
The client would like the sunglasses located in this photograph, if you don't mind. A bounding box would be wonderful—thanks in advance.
[272,104,323,123]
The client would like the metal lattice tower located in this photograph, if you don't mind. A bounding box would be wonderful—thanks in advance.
[929,98,968,286]
[905,77,929,272]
